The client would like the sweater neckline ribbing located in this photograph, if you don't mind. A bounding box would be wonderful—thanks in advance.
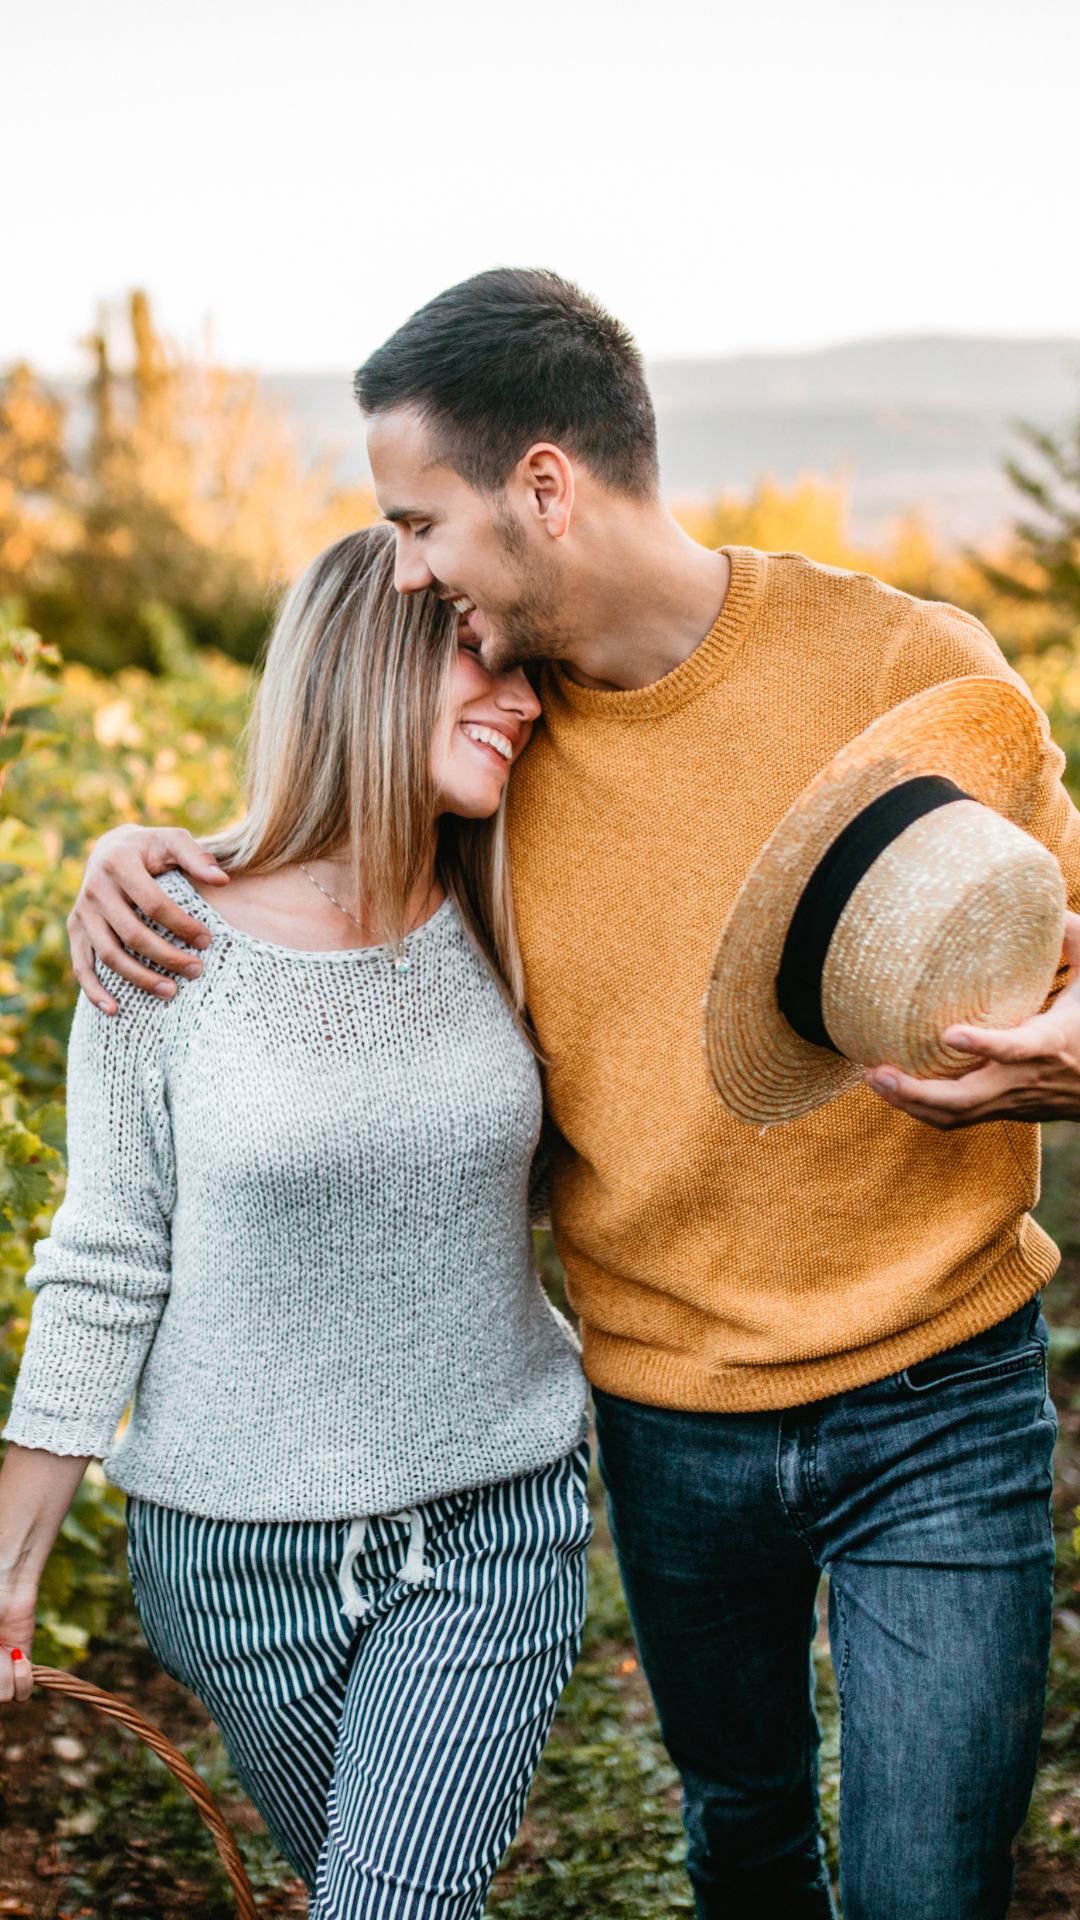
[546,545,768,720]
[167,870,458,965]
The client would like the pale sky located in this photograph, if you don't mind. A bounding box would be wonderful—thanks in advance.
[6,0,1079,374]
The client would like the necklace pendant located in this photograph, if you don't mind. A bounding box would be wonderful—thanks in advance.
[395,957,411,976]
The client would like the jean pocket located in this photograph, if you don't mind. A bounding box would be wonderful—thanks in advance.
[901,1301,1047,1393]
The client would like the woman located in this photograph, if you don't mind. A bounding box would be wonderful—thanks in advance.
[0,525,590,1918]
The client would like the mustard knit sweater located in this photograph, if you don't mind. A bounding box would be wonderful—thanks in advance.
[506,546,1080,1412]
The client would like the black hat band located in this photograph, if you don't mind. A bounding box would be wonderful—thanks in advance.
[775,775,972,1054]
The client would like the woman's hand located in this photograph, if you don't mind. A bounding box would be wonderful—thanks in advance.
[68,824,229,1014]
[0,1573,39,1704]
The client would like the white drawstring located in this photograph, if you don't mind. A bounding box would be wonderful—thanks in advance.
[337,1507,434,1622]
[397,1507,434,1587]
[337,1518,373,1621]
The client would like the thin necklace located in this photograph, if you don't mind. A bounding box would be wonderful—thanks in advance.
[298,862,412,974]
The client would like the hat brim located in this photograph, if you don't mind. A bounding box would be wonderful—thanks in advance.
[701,677,1049,1127]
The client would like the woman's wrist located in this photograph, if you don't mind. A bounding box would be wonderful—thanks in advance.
[0,1511,54,1583]
[0,1443,91,1582]
[0,1533,47,1586]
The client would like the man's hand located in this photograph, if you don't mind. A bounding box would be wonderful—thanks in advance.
[865,911,1080,1128]
[68,825,229,1015]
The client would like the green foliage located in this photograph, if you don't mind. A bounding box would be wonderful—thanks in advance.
[979,410,1080,652]
[0,621,68,1278]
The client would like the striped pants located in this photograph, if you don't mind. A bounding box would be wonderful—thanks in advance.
[125,1443,591,1919]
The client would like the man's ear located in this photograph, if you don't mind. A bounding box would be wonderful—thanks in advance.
[517,443,575,539]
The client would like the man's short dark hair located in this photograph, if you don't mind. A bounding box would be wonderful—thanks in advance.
[354,268,659,500]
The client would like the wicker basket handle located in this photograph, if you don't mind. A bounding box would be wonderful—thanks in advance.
[31,1663,262,1919]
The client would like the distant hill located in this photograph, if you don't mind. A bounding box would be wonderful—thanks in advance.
[266,335,1080,548]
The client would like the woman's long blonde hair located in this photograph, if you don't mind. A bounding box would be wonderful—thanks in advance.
[204,523,527,1013]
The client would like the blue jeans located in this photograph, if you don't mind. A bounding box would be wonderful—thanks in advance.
[593,1297,1057,1920]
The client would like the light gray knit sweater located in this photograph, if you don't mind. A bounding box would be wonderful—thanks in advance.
[3,872,587,1521]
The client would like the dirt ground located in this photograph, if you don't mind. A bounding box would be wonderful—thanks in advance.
[0,1639,309,1918]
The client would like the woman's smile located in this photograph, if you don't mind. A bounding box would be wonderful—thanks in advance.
[460,722,515,766]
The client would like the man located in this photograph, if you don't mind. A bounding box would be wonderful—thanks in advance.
[68,270,1080,1919]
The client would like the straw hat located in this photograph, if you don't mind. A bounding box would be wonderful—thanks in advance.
[702,677,1066,1127]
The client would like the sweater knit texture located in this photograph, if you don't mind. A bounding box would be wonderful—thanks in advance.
[505,545,1080,1413]
[3,874,588,1520]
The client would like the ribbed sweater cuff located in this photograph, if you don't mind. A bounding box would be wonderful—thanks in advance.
[0,1404,121,1460]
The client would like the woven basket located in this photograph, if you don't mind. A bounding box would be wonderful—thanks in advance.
[31,1662,261,1918]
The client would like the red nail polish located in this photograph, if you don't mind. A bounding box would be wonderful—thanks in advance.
[10,1648,23,1660]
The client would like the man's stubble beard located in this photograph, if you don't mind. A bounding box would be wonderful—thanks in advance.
[480,600,574,675]
[482,507,576,674]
